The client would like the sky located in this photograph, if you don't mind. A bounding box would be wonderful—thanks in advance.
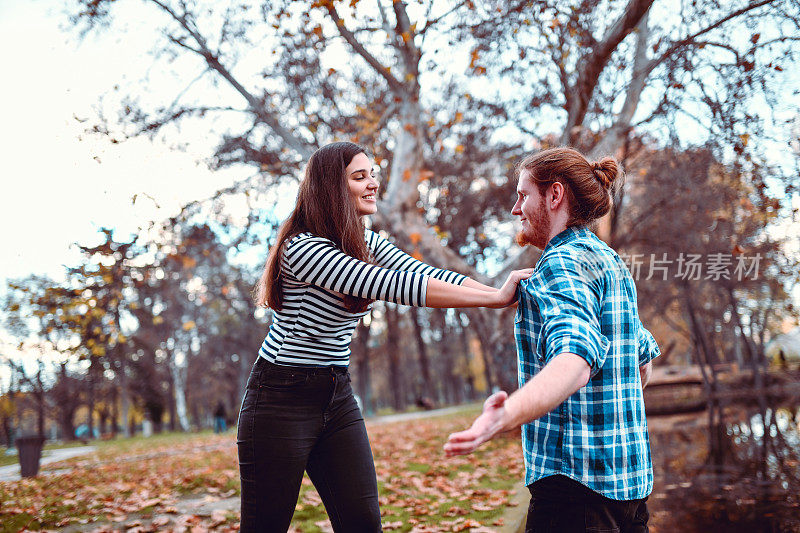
[0,0,248,288]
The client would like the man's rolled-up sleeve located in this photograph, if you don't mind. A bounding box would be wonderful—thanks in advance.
[529,252,610,377]
[636,317,661,366]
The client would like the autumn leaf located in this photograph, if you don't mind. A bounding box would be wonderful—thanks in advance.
[739,133,750,147]
[418,170,435,183]
[469,49,480,68]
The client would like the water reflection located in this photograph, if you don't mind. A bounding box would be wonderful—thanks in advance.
[650,405,800,532]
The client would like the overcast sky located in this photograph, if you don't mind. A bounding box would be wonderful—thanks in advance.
[0,0,248,288]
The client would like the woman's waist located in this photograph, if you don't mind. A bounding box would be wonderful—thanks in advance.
[254,354,349,375]
[264,328,355,350]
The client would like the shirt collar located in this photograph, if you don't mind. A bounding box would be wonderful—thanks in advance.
[541,226,592,255]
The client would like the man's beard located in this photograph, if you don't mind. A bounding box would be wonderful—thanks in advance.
[515,197,551,249]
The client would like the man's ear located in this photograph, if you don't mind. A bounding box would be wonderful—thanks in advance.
[551,181,565,208]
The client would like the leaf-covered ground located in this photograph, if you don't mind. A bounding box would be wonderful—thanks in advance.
[0,409,525,532]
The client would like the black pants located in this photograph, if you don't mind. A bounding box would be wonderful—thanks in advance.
[525,475,649,533]
[237,357,381,532]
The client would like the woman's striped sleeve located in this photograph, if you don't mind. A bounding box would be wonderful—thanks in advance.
[284,234,428,306]
[366,230,467,285]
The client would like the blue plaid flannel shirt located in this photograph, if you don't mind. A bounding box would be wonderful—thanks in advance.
[515,226,660,501]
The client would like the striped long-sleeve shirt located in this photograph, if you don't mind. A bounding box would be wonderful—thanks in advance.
[258,229,466,367]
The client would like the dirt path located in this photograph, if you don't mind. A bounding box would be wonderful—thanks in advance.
[0,446,97,482]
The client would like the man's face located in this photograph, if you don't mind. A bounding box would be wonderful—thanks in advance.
[511,170,551,249]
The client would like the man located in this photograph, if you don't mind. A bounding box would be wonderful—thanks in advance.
[445,147,660,532]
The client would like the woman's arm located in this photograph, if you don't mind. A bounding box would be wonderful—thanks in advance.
[368,230,466,284]
[286,233,531,309]
[425,270,533,308]
[461,278,497,292]
[368,230,501,293]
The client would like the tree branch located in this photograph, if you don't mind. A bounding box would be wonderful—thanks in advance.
[589,10,651,158]
[419,2,461,36]
[544,30,571,111]
[149,0,314,158]
[392,0,420,79]
[643,0,780,77]
[561,0,654,144]
[324,2,406,94]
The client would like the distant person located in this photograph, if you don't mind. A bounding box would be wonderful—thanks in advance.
[445,147,660,533]
[238,141,532,532]
[213,402,227,434]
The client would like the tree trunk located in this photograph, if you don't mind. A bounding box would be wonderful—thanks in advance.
[98,411,108,435]
[87,360,97,438]
[35,368,45,437]
[410,307,434,401]
[60,411,77,442]
[457,314,478,401]
[238,346,253,407]
[170,351,191,431]
[1,415,12,447]
[167,366,177,432]
[384,304,405,411]
[352,315,374,415]
[432,309,459,405]
[465,311,498,392]
[110,385,119,436]
[683,285,721,427]
[118,358,131,438]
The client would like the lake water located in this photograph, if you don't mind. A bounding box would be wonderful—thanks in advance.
[648,406,800,532]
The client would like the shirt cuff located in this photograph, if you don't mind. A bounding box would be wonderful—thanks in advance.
[419,274,430,307]
[637,328,661,366]
[544,317,610,377]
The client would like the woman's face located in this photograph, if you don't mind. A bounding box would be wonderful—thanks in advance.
[345,152,379,216]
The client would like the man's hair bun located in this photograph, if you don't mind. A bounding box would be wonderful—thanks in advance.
[591,158,619,189]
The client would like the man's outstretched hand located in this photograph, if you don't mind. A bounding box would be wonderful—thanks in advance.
[444,391,509,457]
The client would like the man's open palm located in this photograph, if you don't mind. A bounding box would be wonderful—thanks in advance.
[444,391,508,456]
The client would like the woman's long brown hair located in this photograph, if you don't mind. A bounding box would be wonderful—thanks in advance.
[253,142,373,313]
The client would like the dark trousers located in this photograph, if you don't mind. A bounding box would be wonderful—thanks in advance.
[525,475,649,533]
[237,357,381,532]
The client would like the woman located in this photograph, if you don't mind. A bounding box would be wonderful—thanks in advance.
[238,141,530,532]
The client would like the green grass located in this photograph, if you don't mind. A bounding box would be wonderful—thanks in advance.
[0,428,235,468]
